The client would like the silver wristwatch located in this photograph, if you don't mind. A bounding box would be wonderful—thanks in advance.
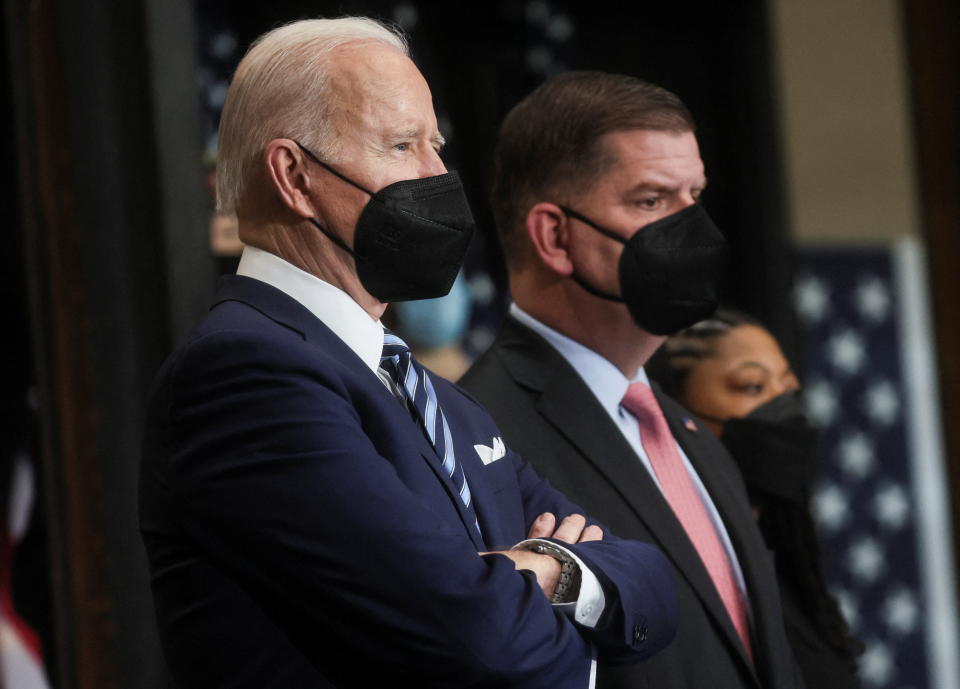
[531,541,582,604]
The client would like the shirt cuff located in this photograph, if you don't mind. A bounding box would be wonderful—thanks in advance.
[511,538,606,628]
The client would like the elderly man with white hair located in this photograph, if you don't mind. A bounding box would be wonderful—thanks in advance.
[140,17,677,688]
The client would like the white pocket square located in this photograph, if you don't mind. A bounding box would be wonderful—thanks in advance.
[474,437,506,465]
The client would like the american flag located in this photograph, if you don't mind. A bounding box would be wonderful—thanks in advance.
[794,239,958,688]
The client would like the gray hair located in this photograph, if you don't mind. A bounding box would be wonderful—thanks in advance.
[215,17,408,213]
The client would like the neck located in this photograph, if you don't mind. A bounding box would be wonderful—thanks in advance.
[512,270,664,378]
[241,219,386,321]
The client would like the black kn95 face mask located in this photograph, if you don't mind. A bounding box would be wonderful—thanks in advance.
[297,141,476,303]
[560,203,728,335]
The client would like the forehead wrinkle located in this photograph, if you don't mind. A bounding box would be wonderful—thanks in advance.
[616,173,705,199]
[606,156,705,190]
[623,182,678,194]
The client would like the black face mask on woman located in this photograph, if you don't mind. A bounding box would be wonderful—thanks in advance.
[705,391,819,505]
[296,142,476,303]
[559,203,728,335]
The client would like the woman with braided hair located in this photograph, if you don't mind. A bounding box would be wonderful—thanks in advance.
[647,308,863,689]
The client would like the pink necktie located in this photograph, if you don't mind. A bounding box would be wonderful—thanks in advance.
[622,382,753,663]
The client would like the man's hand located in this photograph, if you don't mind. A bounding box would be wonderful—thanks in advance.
[527,512,603,543]
[480,513,602,599]
[491,548,563,598]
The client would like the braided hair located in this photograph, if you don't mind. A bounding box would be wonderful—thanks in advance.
[645,307,761,399]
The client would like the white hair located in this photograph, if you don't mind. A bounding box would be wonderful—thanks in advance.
[215,17,408,213]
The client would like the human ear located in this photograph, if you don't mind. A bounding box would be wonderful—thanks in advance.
[264,138,316,218]
[524,202,574,277]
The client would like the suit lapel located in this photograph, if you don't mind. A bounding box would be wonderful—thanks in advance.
[379,385,488,552]
[418,443,487,552]
[496,317,752,671]
[214,275,486,551]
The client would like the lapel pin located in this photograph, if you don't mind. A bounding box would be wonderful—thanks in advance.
[683,417,698,432]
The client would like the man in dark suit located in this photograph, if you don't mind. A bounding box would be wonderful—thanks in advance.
[461,72,804,689]
[139,19,678,689]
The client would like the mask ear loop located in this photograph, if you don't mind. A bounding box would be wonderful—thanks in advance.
[557,204,627,302]
[295,141,376,196]
[570,274,622,302]
[295,140,375,258]
[557,205,629,244]
[305,217,356,257]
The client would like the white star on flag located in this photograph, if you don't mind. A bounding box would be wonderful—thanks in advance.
[863,380,900,426]
[854,276,891,324]
[860,639,895,686]
[882,588,919,636]
[873,483,910,530]
[806,379,840,427]
[813,482,851,531]
[847,536,886,584]
[827,328,867,376]
[794,274,831,324]
[838,431,876,479]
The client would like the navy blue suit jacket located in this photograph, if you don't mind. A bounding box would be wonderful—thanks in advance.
[140,276,677,688]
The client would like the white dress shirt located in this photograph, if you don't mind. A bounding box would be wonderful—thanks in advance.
[510,303,752,612]
[236,246,605,634]
[237,245,384,371]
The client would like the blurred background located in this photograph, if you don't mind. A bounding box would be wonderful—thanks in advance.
[1,0,957,687]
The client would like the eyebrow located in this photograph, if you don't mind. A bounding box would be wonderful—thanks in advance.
[732,360,797,380]
[623,177,709,195]
[385,128,446,148]
[732,361,772,375]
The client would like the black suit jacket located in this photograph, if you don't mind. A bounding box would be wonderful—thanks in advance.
[460,316,803,689]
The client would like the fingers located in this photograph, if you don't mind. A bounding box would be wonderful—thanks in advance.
[528,512,603,543]
[551,513,587,544]
[528,512,556,539]
[579,524,603,542]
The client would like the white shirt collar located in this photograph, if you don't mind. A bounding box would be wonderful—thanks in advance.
[508,303,650,416]
[236,245,384,372]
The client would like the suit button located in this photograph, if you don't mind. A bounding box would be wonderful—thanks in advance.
[632,623,648,644]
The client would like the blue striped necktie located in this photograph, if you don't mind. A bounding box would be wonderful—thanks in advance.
[380,330,480,536]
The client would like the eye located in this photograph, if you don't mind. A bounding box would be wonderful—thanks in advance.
[393,142,410,152]
[636,197,661,210]
[729,377,767,396]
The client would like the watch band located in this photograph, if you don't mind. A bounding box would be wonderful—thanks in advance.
[530,541,583,604]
